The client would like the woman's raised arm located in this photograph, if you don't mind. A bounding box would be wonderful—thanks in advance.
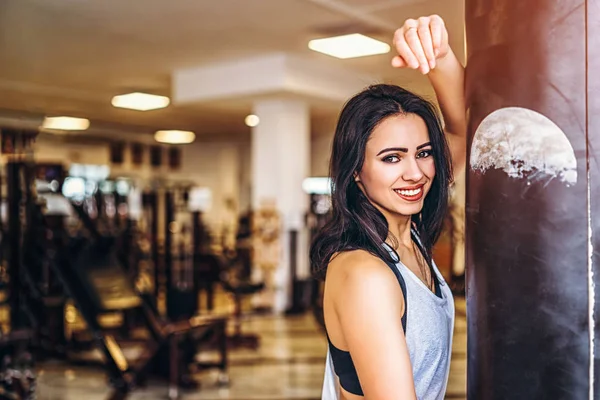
[391,15,467,171]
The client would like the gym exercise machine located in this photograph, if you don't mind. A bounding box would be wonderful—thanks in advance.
[47,195,229,400]
[0,128,39,400]
[0,130,230,399]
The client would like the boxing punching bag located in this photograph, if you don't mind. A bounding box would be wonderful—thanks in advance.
[591,1,600,397]
[465,1,599,398]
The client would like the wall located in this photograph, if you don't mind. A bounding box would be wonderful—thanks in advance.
[310,133,333,177]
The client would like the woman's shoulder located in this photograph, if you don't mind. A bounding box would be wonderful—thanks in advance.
[325,248,406,317]
[327,249,395,285]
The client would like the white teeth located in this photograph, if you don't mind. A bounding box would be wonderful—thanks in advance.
[395,187,422,196]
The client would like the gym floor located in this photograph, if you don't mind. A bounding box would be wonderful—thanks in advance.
[35,290,466,400]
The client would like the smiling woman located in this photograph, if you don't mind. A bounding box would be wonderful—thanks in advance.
[358,113,441,226]
[310,14,465,400]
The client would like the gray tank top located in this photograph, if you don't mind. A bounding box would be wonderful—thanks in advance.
[321,242,455,400]
[387,243,455,399]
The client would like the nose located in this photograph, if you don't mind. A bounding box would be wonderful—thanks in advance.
[402,157,424,183]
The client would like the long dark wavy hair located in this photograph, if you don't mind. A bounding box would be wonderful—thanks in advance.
[310,84,453,279]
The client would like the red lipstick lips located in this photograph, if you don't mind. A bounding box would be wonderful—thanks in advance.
[393,184,425,202]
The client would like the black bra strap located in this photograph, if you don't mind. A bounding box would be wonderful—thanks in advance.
[383,259,407,334]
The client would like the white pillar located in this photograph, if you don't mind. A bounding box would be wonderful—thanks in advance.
[251,98,310,313]
[218,145,240,252]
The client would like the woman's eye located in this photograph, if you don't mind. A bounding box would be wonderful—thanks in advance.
[417,150,433,159]
[383,155,400,163]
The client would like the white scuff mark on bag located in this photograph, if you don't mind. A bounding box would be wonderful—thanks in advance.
[470,107,577,186]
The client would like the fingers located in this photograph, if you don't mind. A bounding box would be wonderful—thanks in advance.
[392,15,448,73]
[391,55,408,68]
[393,28,419,69]
[404,21,429,74]
[429,15,444,58]
[442,24,449,54]
[417,17,436,70]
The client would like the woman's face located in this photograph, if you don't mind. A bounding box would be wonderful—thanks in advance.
[357,113,435,223]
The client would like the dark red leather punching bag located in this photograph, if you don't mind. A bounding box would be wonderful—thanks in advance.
[465,1,599,398]
[591,0,600,397]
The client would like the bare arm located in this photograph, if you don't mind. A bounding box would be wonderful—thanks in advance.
[428,48,466,171]
[392,15,467,171]
[428,48,465,138]
[327,251,416,399]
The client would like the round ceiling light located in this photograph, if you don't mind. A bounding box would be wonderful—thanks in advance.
[154,130,196,144]
[111,92,170,111]
[245,114,260,127]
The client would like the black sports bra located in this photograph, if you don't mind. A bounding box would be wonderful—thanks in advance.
[326,242,441,396]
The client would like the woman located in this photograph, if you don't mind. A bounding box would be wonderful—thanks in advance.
[311,15,466,400]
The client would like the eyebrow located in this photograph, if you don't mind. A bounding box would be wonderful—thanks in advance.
[376,142,432,156]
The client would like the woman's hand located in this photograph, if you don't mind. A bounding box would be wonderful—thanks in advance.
[392,15,450,75]
[392,15,466,170]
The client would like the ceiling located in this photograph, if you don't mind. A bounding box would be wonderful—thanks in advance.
[0,0,465,141]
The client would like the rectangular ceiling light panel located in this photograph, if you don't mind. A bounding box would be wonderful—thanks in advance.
[308,33,390,59]
[42,116,90,131]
